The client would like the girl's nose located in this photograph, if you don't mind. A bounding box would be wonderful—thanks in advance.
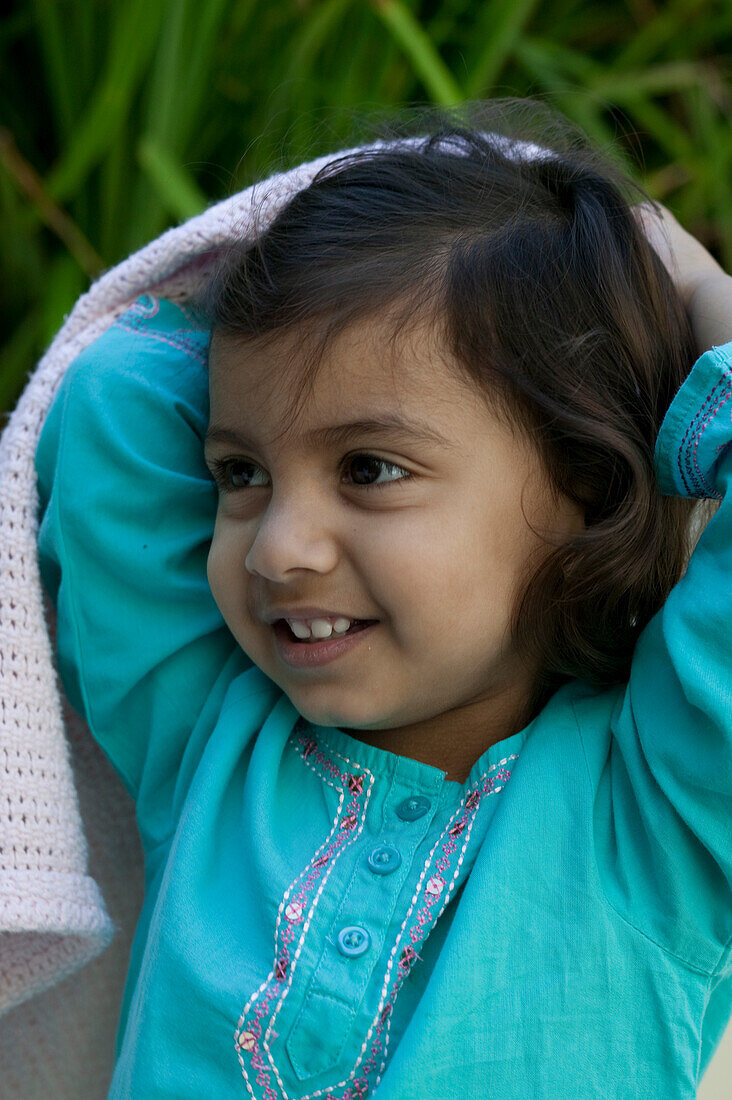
[244,497,339,581]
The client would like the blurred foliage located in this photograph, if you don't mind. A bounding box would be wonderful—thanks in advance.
[2,0,732,418]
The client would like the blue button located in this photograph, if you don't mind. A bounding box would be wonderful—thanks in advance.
[337,925,371,957]
[396,795,431,821]
[367,844,402,875]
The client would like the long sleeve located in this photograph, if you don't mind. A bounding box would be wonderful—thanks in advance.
[577,340,732,979]
[34,297,251,838]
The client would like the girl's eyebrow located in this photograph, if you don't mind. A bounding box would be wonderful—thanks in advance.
[204,415,458,453]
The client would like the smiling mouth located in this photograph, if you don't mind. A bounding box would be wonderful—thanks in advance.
[277,619,378,643]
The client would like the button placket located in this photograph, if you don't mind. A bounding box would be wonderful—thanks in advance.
[285,753,443,1083]
[321,771,440,981]
[248,719,523,1099]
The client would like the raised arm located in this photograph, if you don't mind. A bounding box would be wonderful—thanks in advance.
[35,297,252,830]
[577,208,732,996]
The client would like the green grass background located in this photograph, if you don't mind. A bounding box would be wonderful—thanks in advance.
[3,0,732,421]
[2,7,732,1091]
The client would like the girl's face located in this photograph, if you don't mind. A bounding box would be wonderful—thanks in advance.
[205,317,584,776]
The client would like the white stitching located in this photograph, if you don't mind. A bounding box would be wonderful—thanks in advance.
[233,725,518,1099]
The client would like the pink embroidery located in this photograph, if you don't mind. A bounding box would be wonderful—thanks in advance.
[675,355,731,498]
[234,732,373,1098]
[424,874,444,897]
[691,386,731,498]
[233,730,518,1099]
[239,1030,256,1052]
[342,762,515,1097]
[128,294,160,318]
[284,902,303,924]
[398,945,421,973]
[111,294,209,368]
[113,319,208,367]
[465,790,480,811]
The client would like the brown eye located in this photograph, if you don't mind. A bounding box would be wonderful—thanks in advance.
[227,460,256,488]
[210,458,268,491]
[342,454,411,489]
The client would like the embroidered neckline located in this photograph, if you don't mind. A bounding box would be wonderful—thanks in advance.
[312,717,528,797]
[233,720,519,1099]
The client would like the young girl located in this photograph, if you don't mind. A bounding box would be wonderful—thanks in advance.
[34,103,731,1097]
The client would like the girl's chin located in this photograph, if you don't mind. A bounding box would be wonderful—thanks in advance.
[279,692,387,732]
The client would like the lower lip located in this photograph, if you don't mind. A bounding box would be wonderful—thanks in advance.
[272,620,378,668]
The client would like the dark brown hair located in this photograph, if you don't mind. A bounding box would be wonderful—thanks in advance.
[204,99,717,717]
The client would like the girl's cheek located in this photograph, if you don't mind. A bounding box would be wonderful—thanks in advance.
[206,529,237,607]
[206,544,224,610]
[208,520,260,626]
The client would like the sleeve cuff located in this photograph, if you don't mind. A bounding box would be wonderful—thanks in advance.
[654,340,732,499]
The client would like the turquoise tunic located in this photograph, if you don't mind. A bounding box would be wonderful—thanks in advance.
[34,296,732,1098]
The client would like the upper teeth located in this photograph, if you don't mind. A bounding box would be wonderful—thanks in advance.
[286,616,353,640]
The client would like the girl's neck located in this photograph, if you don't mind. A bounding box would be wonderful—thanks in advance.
[341,669,540,784]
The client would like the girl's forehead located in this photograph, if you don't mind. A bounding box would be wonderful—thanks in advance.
[208,317,475,422]
[205,325,533,479]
